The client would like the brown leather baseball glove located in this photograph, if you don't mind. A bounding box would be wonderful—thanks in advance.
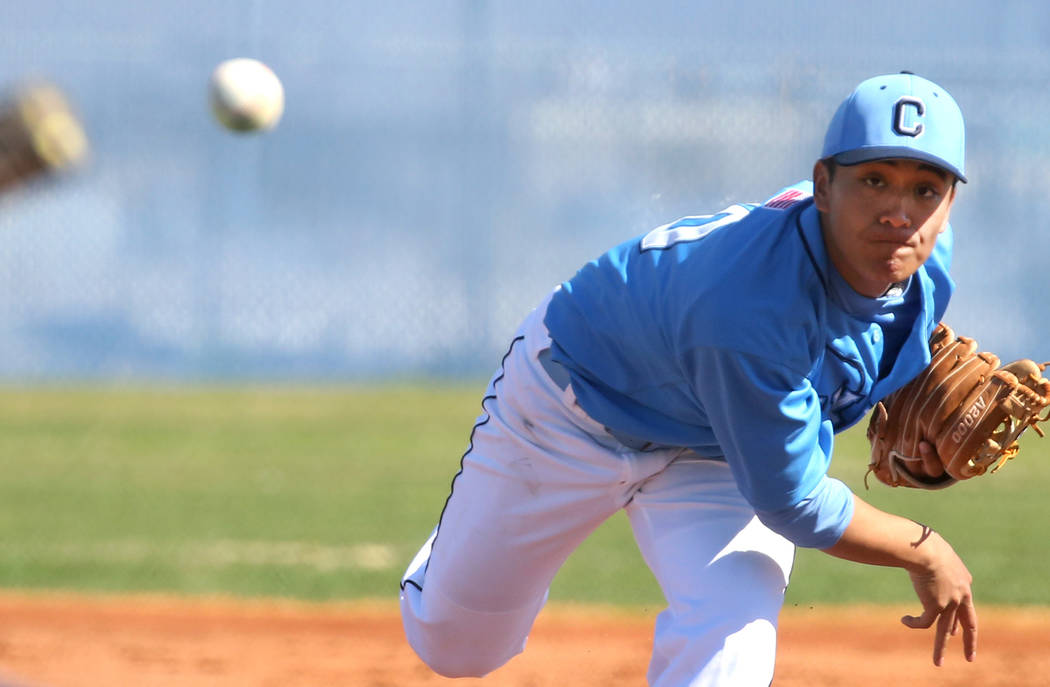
[0,82,88,193]
[866,323,1050,489]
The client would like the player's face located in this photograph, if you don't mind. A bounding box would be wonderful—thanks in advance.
[813,159,957,298]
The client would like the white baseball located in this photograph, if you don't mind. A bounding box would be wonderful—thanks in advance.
[209,58,284,133]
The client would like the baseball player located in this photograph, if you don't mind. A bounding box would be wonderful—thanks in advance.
[400,72,977,685]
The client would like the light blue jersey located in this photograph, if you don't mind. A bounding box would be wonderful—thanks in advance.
[544,182,954,548]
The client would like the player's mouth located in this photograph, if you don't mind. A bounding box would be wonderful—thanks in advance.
[868,234,918,260]
[867,227,917,245]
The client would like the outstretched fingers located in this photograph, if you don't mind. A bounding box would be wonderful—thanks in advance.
[900,607,937,630]
[901,596,978,666]
[933,602,958,666]
[959,597,978,661]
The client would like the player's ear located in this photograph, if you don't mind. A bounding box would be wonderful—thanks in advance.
[812,159,832,213]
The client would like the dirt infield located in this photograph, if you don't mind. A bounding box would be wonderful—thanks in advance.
[0,593,1046,686]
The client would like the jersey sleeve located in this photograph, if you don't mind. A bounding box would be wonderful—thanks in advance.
[686,346,854,548]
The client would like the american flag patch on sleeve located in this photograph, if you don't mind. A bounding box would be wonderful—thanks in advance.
[763,188,810,209]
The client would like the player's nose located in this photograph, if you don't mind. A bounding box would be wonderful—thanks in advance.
[878,197,912,229]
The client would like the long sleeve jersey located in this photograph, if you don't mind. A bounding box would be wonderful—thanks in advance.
[543,182,954,548]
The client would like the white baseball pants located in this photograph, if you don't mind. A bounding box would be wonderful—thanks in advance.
[400,292,795,686]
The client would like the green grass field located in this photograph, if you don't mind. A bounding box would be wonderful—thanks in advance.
[1,386,1047,608]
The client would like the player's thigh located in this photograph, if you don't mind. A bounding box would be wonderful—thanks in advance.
[625,457,794,614]
[426,391,632,613]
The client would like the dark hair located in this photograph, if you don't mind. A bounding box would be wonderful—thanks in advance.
[820,157,838,180]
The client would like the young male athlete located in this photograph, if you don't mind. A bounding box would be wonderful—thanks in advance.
[400,72,977,685]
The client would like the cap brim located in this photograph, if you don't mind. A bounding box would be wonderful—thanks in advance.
[833,146,966,183]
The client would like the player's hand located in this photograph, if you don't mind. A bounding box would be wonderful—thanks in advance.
[915,440,947,480]
[890,441,945,484]
[901,530,978,666]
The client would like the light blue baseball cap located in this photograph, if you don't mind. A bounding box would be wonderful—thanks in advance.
[822,72,966,182]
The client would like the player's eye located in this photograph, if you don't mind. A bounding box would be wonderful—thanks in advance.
[861,176,884,188]
[915,184,941,200]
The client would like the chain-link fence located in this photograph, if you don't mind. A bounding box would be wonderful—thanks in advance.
[1,1,1048,380]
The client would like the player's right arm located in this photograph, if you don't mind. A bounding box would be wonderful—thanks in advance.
[689,346,977,666]
[686,346,855,549]
[823,484,977,667]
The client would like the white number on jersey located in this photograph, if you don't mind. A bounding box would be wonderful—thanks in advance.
[640,204,752,251]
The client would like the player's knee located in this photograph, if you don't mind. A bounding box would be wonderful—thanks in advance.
[404,620,511,678]
[401,587,521,678]
[413,645,500,679]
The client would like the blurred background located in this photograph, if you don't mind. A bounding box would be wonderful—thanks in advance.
[3,0,1049,383]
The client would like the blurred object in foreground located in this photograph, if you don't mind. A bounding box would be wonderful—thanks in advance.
[0,82,88,193]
